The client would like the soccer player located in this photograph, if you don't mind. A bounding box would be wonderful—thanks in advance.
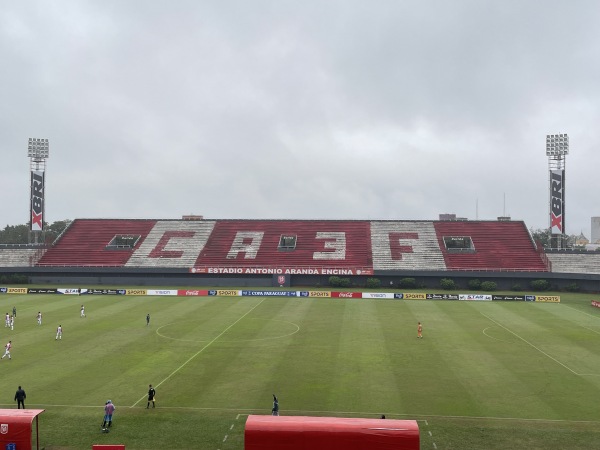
[37,312,42,325]
[81,305,86,318]
[102,400,115,429]
[10,315,14,331]
[272,394,279,416]
[146,314,150,326]
[2,341,12,360]
[56,325,63,340]
[5,313,10,327]
[147,384,156,408]
[417,322,423,339]
[12,306,16,317]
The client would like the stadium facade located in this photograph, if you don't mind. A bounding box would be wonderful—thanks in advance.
[1,218,599,292]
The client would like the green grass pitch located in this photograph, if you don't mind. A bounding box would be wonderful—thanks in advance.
[1,291,600,449]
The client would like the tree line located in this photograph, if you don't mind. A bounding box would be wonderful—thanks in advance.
[0,220,72,244]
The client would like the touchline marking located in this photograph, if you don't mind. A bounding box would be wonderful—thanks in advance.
[560,305,600,336]
[7,404,600,425]
[480,312,583,376]
[131,299,265,408]
[562,304,600,320]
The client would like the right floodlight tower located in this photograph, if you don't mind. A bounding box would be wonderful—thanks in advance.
[546,133,568,249]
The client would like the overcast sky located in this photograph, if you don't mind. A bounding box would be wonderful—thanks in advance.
[1,1,599,238]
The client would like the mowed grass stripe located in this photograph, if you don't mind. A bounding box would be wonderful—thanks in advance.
[270,298,349,412]
[328,299,402,414]
[481,303,600,376]
[405,301,551,418]
[474,302,600,420]
[130,297,265,407]
[168,298,313,410]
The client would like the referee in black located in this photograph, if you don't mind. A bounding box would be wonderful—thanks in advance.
[147,384,156,408]
[15,386,26,409]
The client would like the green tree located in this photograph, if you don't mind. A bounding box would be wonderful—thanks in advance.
[529,228,551,248]
[0,220,72,244]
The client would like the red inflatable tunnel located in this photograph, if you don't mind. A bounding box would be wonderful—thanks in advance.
[245,415,419,450]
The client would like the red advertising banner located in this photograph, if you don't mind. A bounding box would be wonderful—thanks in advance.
[331,292,362,298]
[177,289,209,296]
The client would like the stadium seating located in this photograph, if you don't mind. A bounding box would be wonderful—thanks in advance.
[36,219,157,267]
[31,218,554,273]
[0,248,44,267]
[433,221,547,271]
[126,220,216,268]
[546,253,600,274]
[371,221,447,271]
[196,220,372,270]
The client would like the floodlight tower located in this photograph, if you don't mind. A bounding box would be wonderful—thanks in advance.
[546,133,568,249]
[27,138,49,244]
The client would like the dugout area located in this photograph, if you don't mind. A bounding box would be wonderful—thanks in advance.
[244,415,420,449]
[0,409,44,450]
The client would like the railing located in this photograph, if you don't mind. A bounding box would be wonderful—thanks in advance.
[0,243,46,248]
[535,242,552,272]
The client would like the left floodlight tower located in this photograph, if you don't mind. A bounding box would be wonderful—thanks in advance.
[28,138,49,244]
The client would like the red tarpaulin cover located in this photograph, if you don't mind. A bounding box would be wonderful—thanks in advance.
[245,415,419,450]
[0,409,45,450]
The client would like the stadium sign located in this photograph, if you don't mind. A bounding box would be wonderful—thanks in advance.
[535,295,560,303]
[147,290,177,296]
[177,290,209,296]
[57,288,80,295]
[7,288,27,294]
[191,267,373,276]
[241,290,296,297]
[459,294,492,301]
[550,169,565,235]
[332,292,362,298]
[492,295,526,301]
[126,289,148,296]
[27,288,58,294]
[305,291,332,298]
[30,170,45,231]
[80,289,126,295]
[362,293,394,299]
[426,293,459,300]
[208,290,240,296]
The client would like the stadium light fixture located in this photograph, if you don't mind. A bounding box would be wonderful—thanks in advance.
[27,138,50,160]
[545,133,569,157]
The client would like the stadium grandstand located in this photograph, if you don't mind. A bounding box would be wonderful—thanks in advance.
[1,217,599,291]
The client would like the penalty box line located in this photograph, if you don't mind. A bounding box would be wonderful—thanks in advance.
[130,298,265,408]
[480,312,582,376]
